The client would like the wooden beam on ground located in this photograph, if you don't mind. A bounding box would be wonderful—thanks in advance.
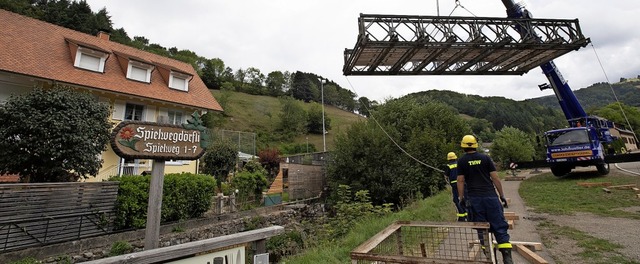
[505,176,526,181]
[632,187,639,193]
[512,241,543,251]
[504,212,520,220]
[515,244,549,264]
[577,182,611,187]
[608,184,636,190]
[602,188,611,193]
[469,241,542,251]
[508,220,514,230]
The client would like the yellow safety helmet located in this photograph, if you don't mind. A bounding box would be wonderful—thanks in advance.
[447,152,457,160]
[460,135,478,148]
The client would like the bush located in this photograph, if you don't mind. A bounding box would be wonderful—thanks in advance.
[111,173,217,229]
[267,230,305,263]
[108,241,133,256]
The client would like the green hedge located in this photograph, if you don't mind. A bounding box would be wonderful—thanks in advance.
[111,173,217,229]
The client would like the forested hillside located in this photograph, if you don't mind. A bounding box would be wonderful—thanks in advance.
[526,80,640,110]
[406,90,566,138]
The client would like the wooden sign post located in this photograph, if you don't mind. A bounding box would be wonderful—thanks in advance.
[110,113,208,250]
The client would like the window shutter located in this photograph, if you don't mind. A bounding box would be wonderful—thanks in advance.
[145,106,157,122]
[112,100,125,120]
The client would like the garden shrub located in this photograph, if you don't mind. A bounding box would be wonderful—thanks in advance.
[111,173,217,229]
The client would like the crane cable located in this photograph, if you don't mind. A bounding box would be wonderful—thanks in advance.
[343,77,444,173]
[329,0,485,173]
[589,43,639,144]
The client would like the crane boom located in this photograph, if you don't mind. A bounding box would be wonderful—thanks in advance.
[501,0,587,121]
[501,0,614,176]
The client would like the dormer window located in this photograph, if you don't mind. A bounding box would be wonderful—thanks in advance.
[127,60,153,83]
[74,46,108,72]
[169,71,190,91]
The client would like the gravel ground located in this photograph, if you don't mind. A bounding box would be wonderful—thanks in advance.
[501,167,640,264]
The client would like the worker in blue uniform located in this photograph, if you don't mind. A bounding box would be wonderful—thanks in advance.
[443,152,467,221]
[456,135,513,264]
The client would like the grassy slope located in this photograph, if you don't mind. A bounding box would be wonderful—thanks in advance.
[210,90,365,151]
[282,191,455,263]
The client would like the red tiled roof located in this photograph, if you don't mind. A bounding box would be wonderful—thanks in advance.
[0,9,222,112]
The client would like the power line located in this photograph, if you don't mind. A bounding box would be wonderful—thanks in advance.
[344,77,444,173]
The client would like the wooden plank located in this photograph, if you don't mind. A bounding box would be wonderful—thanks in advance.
[513,241,543,251]
[515,244,549,264]
[352,223,402,253]
[602,188,611,193]
[577,182,611,187]
[504,176,525,181]
[469,241,543,251]
[608,184,636,190]
[503,212,520,220]
[508,220,514,230]
[632,187,639,193]
[83,226,284,264]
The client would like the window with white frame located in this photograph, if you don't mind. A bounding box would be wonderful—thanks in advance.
[168,110,183,125]
[74,46,108,72]
[127,60,153,83]
[169,71,190,91]
[124,103,144,121]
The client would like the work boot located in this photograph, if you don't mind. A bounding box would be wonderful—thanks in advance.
[499,248,513,264]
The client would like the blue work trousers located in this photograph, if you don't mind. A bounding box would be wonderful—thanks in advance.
[450,183,466,219]
[467,196,510,244]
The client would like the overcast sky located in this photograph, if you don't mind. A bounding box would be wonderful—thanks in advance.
[86,0,640,103]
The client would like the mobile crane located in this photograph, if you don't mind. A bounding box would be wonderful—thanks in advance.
[342,1,628,177]
[501,0,614,176]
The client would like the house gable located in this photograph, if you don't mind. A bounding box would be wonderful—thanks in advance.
[0,9,222,112]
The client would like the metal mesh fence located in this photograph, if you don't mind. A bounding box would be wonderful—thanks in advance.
[352,221,495,264]
[212,129,256,157]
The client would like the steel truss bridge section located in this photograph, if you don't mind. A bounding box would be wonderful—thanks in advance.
[343,14,590,76]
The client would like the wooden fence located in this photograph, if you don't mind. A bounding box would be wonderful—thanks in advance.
[0,182,119,252]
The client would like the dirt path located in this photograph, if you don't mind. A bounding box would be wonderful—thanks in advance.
[503,168,640,264]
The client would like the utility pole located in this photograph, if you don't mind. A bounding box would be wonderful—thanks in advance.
[318,78,326,152]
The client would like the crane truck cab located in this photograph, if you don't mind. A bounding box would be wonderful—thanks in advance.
[545,117,614,176]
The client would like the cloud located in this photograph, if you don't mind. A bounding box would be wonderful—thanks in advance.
[87,0,640,102]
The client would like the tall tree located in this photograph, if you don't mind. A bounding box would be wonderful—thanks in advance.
[306,102,331,134]
[328,97,470,207]
[266,71,286,97]
[201,58,226,89]
[277,97,307,136]
[356,96,376,117]
[245,67,265,95]
[491,126,535,164]
[0,86,111,182]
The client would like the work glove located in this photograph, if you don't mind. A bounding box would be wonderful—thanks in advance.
[500,196,508,208]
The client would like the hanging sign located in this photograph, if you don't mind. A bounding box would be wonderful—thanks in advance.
[111,121,206,160]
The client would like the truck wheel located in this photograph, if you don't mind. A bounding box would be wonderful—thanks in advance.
[551,166,570,177]
[596,163,610,175]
